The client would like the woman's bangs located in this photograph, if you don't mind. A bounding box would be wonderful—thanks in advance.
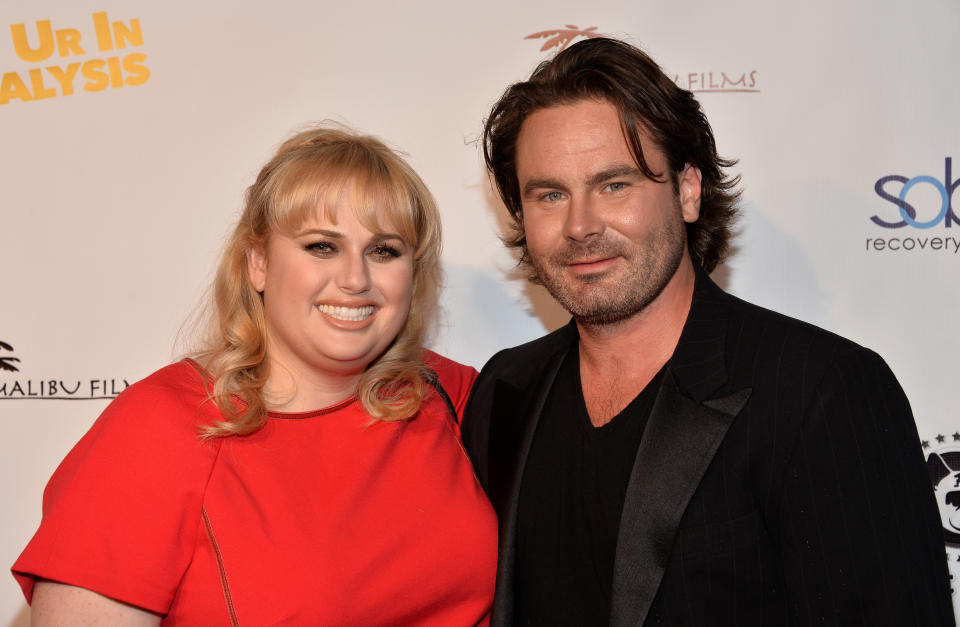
[347,171,421,248]
[266,158,348,233]
[266,151,422,249]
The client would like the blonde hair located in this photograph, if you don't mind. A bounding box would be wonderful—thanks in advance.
[195,125,442,437]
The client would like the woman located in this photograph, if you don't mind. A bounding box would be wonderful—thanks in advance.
[13,126,497,625]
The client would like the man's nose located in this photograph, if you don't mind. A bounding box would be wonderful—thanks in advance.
[562,195,603,241]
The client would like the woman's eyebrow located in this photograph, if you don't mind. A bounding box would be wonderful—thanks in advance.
[298,229,406,246]
[298,228,343,238]
[370,232,405,243]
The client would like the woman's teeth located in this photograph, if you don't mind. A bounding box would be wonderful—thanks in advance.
[317,304,375,321]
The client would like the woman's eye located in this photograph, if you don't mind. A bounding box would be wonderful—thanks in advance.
[305,241,335,255]
[370,244,402,259]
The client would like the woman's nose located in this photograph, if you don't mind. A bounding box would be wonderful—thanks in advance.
[336,253,371,293]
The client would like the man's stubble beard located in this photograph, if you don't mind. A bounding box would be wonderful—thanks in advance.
[528,208,687,329]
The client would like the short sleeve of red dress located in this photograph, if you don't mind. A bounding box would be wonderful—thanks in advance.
[12,362,221,615]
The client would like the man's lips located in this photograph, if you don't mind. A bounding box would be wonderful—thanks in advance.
[566,257,617,274]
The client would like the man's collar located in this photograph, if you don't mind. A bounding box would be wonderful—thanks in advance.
[541,265,731,401]
[667,266,731,402]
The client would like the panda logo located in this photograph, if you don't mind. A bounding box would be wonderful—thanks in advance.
[927,449,960,546]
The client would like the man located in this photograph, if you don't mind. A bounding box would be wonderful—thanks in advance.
[462,37,953,626]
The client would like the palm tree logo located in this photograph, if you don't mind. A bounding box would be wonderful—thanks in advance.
[525,25,601,52]
[0,341,21,372]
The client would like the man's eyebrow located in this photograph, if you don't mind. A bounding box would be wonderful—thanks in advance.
[521,166,646,196]
[522,178,565,196]
[585,165,644,187]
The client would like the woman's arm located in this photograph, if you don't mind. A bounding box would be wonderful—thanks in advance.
[32,581,162,626]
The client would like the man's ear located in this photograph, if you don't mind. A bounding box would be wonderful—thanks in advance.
[679,164,702,224]
[247,246,267,292]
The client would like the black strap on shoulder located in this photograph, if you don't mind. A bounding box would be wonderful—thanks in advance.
[424,368,459,426]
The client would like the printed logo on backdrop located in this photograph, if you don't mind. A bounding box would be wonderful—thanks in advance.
[672,70,759,94]
[0,341,20,372]
[0,339,129,400]
[1,11,150,106]
[925,433,960,600]
[866,158,959,254]
[524,27,759,94]
[525,25,602,52]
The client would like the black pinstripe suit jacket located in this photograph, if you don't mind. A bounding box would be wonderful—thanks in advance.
[461,269,954,627]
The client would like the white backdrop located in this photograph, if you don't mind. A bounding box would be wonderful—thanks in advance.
[2,0,958,623]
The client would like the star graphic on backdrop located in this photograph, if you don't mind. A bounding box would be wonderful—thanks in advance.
[922,440,931,449]
[953,432,960,441]
[937,434,946,443]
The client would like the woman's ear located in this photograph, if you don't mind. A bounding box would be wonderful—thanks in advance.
[247,247,267,292]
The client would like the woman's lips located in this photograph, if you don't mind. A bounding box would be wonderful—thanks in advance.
[316,304,377,330]
[316,304,375,321]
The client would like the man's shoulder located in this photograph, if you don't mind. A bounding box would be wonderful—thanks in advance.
[695,269,859,349]
[715,286,890,385]
[477,322,576,383]
[724,288,864,352]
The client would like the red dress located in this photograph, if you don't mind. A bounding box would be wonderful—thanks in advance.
[12,353,497,625]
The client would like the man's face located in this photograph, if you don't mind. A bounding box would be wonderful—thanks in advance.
[515,99,701,326]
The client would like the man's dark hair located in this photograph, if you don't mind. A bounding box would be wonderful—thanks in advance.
[483,37,740,274]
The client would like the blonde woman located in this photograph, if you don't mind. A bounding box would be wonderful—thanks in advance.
[13,126,497,625]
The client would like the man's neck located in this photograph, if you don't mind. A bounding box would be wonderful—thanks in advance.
[575,256,696,426]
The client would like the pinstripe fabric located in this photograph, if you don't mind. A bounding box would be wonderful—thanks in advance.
[462,269,953,627]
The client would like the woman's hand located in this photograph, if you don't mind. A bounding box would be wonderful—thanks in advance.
[32,581,162,626]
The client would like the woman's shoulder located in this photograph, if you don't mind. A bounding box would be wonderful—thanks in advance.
[80,360,222,453]
[125,359,210,399]
[36,359,223,543]
[110,359,213,418]
[423,350,478,411]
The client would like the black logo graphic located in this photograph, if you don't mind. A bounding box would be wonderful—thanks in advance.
[0,341,20,372]
[926,439,960,545]
[0,338,130,400]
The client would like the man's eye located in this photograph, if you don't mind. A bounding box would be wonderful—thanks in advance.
[544,191,563,201]
[606,182,626,192]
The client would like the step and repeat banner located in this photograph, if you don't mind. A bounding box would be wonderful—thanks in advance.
[1,0,957,622]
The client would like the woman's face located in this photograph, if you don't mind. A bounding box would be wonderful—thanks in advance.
[247,202,414,385]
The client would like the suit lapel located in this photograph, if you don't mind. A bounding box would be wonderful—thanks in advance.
[486,272,748,626]
[610,270,752,627]
[488,344,570,626]
[609,376,750,627]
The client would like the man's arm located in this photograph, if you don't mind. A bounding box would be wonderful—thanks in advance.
[777,347,954,625]
[460,359,498,491]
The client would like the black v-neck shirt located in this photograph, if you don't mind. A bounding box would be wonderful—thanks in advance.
[515,348,666,626]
